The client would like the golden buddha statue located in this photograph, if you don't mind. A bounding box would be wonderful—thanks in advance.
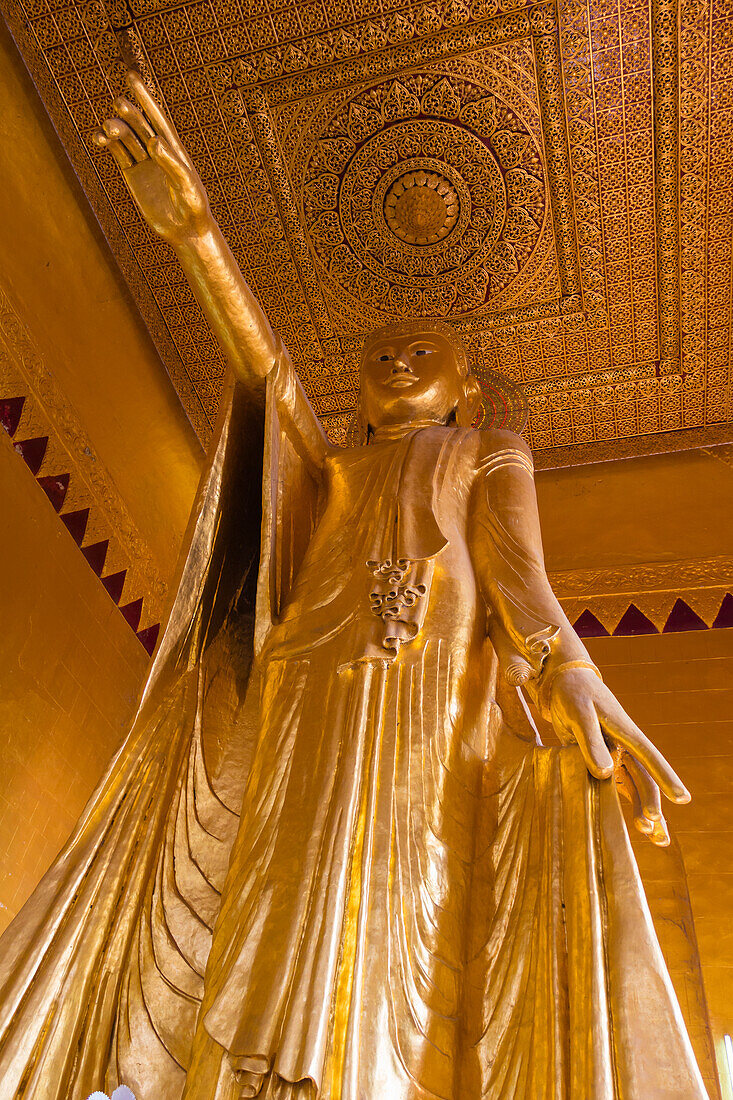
[0,74,709,1100]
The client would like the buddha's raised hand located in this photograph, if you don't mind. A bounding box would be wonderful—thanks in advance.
[548,665,690,846]
[93,71,212,245]
[92,70,279,384]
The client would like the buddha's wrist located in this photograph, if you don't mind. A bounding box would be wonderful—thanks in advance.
[538,659,603,719]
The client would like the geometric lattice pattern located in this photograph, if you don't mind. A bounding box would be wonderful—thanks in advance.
[1,0,732,457]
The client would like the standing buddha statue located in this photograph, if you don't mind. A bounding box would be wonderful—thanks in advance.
[0,72,708,1100]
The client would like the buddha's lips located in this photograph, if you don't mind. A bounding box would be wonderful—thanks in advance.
[386,375,417,388]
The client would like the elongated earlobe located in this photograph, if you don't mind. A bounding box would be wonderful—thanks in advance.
[358,400,370,444]
[346,400,370,445]
[455,375,482,428]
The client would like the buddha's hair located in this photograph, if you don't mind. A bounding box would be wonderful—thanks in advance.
[360,319,469,378]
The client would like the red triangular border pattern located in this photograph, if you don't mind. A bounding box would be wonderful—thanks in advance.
[60,508,89,545]
[572,609,610,637]
[713,594,733,629]
[573,593,733,638]
[0,396,25,436]
[82,539,109,576]
[37,472,70,512]
[137,623,160,656]
[102,569,127,603]
[120,598,143,632]
[2,392,159,657]
[662,598,708,633]
[612,604,658,636]
[14,435,48,475]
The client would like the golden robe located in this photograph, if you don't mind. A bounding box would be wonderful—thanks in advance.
[0,348,708,1100]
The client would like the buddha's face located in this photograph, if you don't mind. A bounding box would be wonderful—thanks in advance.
[360,330,473,431]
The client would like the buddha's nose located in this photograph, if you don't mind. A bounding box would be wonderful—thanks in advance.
[391,357,413,374]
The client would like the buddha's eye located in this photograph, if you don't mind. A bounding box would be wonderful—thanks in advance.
[378,354,392,362]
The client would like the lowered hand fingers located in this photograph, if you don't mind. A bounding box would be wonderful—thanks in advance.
[649,817,671,846]
[624,754,670,846]
[615,761,654,834]
[560,696,614,780]
[617,754,671,843]
[624,754,663,821]
[599,696,690,805]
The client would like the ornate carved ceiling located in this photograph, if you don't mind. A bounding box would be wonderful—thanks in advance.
[1,0,732,458]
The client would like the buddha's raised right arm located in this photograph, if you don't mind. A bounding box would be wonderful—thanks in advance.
[95,72,328,470]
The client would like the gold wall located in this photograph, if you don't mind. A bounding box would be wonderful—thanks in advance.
[0,18,201,931]
[0,428,146,930]
[538,447,733,573]
[589,630,732,1100]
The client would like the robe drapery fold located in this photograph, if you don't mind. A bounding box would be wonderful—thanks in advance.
[0,354,709,1100]
[0,369,275,1100]
[188,406,707,1099]
[462,739,708,1099]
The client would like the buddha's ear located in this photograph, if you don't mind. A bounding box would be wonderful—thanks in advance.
[358,398,370,444]
[455,374,482,428]
[347,397,370,446]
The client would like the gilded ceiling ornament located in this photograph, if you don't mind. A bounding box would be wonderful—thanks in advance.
[383,169,460,245]
[1,0,729,454]
[299,73,546,320]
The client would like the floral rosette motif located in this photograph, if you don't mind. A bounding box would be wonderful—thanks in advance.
[300,72,548,320]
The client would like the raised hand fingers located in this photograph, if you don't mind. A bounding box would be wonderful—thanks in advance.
[113,96,155,146]
[103,119,147,163]
[127,70,188,161]
[92,128,133,170]
[599,696,690,804]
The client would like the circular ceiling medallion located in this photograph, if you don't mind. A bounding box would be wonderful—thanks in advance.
[384,170,460,245]
[340,121,506,289]
[374,157,470,257]
[300,73,547,318]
